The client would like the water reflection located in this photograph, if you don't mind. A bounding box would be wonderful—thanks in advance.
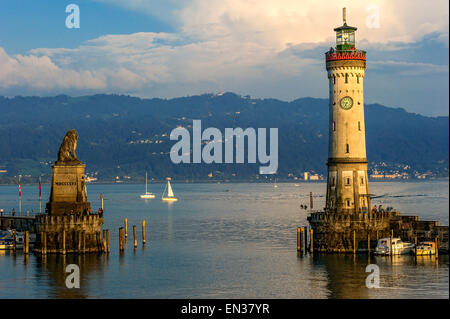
[312,253,448,299]
[0,182,448,298]
[34,254,105,298]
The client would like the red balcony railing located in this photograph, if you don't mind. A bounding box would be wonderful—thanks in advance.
[325,50,366,62]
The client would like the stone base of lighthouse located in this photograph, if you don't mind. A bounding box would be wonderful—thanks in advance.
[307,211,449,254]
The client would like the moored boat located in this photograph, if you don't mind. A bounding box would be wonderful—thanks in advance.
[140,172,156,199]
[415,241,436,256]
[374,237,415,255]
[0,230,23,250]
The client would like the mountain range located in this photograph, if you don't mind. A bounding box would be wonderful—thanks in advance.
[0,93,448,183]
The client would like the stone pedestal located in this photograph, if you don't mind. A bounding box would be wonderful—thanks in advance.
[34,129,104,254]
[46,162,91,215]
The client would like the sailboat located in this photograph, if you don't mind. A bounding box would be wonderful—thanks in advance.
[140,172,155,199]
[162,179,178,202]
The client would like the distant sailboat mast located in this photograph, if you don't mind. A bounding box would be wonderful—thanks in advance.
[140,171,155,199]
[145,172,148,194]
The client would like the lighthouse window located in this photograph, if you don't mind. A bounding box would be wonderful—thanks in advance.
[357,76,359,84]
[345,73,348,83]
[333,121,336,131]
[346,199,351,207]
[331,176,336,186]
[333,76,336,84]
[358,121,361,131]
[360,177,364,185]
[346,144,349,153]
[345,177,351,185]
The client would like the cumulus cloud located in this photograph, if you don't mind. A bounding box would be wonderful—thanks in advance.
[0,0,448,114]
[0,47,105,91]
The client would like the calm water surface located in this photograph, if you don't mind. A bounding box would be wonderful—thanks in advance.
[0,181,448,298]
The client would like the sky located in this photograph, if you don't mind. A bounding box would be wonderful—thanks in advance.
[0,0,448,116]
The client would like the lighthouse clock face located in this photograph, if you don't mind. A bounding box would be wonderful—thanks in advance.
[340,96,353,110]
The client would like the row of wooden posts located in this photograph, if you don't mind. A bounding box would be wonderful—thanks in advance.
[10,218,147,255]
[11,229,30,254]
[296,226,313,254]
[118,218,146,251]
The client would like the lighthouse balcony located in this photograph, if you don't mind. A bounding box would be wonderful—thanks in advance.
[325,49,366,62]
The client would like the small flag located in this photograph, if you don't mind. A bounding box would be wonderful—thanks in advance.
[38,179,41,199]
[18,177,21,197]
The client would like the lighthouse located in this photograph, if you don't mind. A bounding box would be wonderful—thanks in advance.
[325,8,370,214]
[306,8,448,254]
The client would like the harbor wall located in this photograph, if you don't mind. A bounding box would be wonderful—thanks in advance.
[34,213,104,254]
[0,216,36,232]
[308,211,449,254]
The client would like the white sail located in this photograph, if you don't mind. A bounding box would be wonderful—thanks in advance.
[167,181,174,197]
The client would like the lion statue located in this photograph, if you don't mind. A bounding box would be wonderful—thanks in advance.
[57,129,80,163]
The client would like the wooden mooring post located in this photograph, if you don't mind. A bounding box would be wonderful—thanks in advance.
[300,228,303,254]
[297,227,301,253]
[77,231,82,253]
[435,237,438,258]
[102,230,107,253]
[42,231,47,255]
[390,230,393,257]
[12,229,16,252]
[309,228,314,253]
[124,218,128,238]
[62,230,66,255]
[119,227,124,252]
[414,236,417,257]
[353,230,356,254]
[106,229,110,253]
[142,220,146,245]
[24,231,29,254]
[133,225,137,249]
[82,231,86,253]
[304,226,308,253]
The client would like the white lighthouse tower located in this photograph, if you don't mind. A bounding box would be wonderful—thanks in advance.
[307,8,447,254]
[325,8,370,214]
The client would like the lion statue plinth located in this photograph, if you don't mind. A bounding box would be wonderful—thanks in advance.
[56,129,82,164]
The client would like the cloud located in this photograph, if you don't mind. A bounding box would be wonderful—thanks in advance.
[95,0,449,46]
[0,0,448,115]
[0,47,105,91]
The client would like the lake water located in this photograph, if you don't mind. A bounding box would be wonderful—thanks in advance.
[0,180,448,299]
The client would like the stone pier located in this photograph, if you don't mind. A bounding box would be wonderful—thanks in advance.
[0,216,36,232]
[307,210,449,254]
[34,214,103,254]
[33,129,104,254]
